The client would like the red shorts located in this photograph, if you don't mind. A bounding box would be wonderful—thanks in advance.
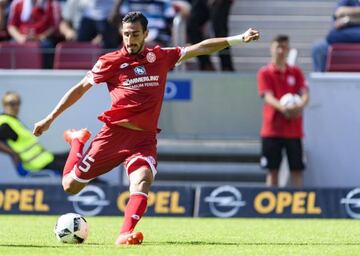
[70,124,157,183]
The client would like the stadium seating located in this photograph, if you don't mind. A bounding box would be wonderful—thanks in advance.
[154,139,265,185]
[0,41,42,69]
[0,30,9,41]
[326,44,360,72]
[53,42,101,69]
[225,0,335,73]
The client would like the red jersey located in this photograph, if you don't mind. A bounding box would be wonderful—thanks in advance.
[8,0,60,35]
[257,63,308,138]
[86,46,184,133]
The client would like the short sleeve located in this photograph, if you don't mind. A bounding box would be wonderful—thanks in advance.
[86,57,114,85]
[0,123,17,142]
[7,1,20,27]
[294,67,309,93]
[161,47,185,69]
[257,68,273,97]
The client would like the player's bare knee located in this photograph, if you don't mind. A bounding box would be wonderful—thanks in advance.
[131,178,152,193]
[62,179,82,195]
[62,181,75,195]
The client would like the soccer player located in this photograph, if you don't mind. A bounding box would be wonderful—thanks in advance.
[33,11,259,245]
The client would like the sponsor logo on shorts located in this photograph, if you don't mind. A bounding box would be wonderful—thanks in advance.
[260,156,268,168]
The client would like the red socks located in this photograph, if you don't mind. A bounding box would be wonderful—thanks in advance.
[120,193,148,234]
[63,139,84,176]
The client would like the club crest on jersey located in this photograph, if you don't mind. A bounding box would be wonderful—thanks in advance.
[134,66,146,76]
[287,75,296,86]
[146,52,156,63]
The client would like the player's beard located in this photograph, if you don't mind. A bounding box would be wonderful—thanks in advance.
[129,41,145,55]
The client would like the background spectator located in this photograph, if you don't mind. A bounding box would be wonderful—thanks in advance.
[257,35,309,188]
[112,0,176,47]
[59,0,102,45]
[187,0,234,71]
[312,0,360,72]
[7,0,61,68]
[0,91,107,183]
[76,0,120,49]
[0,91,66,176]
[0,0,11,40]
[0,0,6,31]
[59,0,83,41]
[172,0,191,19]
[7,0,60,44]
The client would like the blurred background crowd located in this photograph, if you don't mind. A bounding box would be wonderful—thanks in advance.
[1,0,359,73]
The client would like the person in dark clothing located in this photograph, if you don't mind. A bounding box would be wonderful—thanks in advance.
[187,0,234,71]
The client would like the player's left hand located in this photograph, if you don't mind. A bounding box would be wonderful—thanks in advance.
[242,28,260,43]
[33,117,53,136]
[284,105,303,119]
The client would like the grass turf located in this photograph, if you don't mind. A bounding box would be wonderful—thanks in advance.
[0,215,359,256]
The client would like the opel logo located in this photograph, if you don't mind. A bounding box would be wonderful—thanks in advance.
[340,188,360,219]
[68,185,110,216]
[205,186,246,218]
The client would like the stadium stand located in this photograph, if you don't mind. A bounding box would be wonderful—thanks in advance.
[0,41,42,69]
[155,139,264,185]
[53,41,101,69]
[0,0,336,73]
[190,0,336,73]
[326,44,360,72]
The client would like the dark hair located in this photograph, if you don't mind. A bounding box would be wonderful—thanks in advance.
[272,35,289,43]
[122,11,148,31]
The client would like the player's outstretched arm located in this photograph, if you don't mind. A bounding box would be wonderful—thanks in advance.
[179,28,260,63]
[33,77,93,136]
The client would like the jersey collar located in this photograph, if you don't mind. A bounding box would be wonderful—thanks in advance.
[120,46,149,59]
[269,63,289,73]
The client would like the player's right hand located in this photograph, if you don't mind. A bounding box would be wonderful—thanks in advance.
[242,28,260,43]
[33,117,53,136]
[283,105,302,119]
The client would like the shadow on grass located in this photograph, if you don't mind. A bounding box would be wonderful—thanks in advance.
[0,242,103,248]
[149,241,360,246]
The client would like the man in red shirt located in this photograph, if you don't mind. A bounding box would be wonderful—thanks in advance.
[33,11,259,245]
[7,0,60,43]
[257,35,309,188]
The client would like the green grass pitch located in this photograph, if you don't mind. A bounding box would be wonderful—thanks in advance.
[0,215,359,256]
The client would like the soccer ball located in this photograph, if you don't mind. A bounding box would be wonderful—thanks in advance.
[54,213,88,243]
[280,93,302,107]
